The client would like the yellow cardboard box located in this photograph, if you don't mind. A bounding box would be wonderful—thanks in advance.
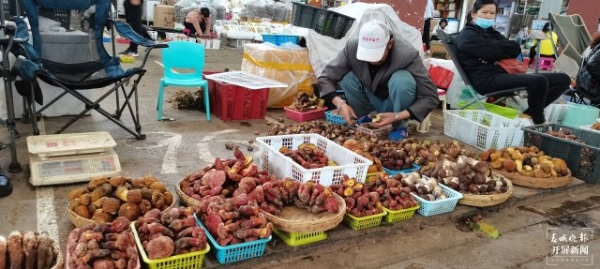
[154,5,175,28]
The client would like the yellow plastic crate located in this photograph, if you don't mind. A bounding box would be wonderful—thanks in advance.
[273,229,327,247]
[119,54,135,63]
[382,205,420,223]
[131,222,210,269]
[343,210,387,230]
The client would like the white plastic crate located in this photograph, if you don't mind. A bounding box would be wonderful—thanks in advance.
[226,38,254,48]
[444,110,529,151]
[255,134,373,186]
[197,38,221,50]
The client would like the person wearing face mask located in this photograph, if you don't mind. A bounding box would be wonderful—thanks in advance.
[455,0,570,125]
[318,20,439,140]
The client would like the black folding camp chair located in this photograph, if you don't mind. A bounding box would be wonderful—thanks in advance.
[437,30,525,110]
[17,21,168,140]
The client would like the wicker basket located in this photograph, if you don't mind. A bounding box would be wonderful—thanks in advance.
[458,176,514,207]
[177,179,201,209]
[67,190,176,228]
[493,169,572,189]
[50,241,64,269]
[261,194,346,233]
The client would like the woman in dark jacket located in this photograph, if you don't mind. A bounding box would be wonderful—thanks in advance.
[456,0,570,124]
[575,33,600,105]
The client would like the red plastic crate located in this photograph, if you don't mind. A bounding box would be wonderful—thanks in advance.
[284,106,327,122]
[211,80,270,121]
[202,71,220,112]
[429,66,454,89]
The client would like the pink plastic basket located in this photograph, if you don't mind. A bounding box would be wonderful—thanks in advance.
[284,106,327,122]
[357,123,392,137]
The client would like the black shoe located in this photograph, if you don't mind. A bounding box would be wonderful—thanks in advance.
[0,173,12,197]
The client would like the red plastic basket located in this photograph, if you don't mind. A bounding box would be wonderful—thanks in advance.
[284,106,327,122]
[211,80,270,121]
[429,66,454,89]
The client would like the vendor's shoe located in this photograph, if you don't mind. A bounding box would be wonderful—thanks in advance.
[389,126,409,141]
[0,172,12,198]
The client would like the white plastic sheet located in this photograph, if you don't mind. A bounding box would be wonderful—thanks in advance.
[306,3,425,78]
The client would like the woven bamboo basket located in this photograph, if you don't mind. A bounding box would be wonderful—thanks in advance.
[50,241,64,269]
[261,194,346,233]
[67,190,176,228]
[458,175,514,207]
[176,178,202,209]
[493,169,572,189]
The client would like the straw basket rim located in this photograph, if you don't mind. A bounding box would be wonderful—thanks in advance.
[261,193,346,233]
[458,174,514,207]
[67,189,176,228]
[493,168,572,189]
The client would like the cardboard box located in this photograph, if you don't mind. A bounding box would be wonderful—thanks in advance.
[154,5,175,28]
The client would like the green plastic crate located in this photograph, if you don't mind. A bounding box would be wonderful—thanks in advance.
[273,229,327,247]
[382,205,420,223]
[343,211,387,230]
[458,101,520,119]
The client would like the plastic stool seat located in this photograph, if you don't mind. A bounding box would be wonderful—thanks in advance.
[532,57,555,71]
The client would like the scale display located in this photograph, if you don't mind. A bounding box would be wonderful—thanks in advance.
[29,149,121,186]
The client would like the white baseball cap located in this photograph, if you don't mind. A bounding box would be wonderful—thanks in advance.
[357,20,391,62]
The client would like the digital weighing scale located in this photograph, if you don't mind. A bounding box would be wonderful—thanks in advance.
[27,132,122,186]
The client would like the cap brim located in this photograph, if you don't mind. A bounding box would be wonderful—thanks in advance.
[356,46,386,62]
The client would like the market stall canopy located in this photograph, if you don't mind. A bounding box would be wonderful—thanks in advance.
[306,3,424,78]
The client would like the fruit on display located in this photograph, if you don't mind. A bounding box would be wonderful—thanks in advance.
[545,128,582,142]
[288,92,325,112]
[266,121,356,143]
[66,216,138,269]
[369,139,472,171]
[134,207,207,259]
[253,178,340,216]
[196,196,273,246]
[592,122,600,130]
[180,149,262,201]
[480,147,569,178]
[330,176,384,217]
[397,172,447,201]
[279,143,335,169]
[68,176,174,222]
[371,173,419,210]
[422,156,509,195]
[0,231,58,269]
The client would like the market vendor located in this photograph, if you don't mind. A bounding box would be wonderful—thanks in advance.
[184,7,212,37]
[318,20,440,140]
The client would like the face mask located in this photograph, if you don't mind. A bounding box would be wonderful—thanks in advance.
[474,18,495,29]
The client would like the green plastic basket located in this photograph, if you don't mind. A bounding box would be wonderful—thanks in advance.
[343,211,387,230]
[382,205,420,223]
[273,229,327,247]
[130,222,210,269]
[458,101,520,119]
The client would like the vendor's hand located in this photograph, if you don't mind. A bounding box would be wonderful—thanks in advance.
[368,112,396,128]
[338,103,357,126]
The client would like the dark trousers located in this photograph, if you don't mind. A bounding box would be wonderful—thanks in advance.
[423,18,431,49]
[479,73,571,124]
[528,46,556,65]
[184,21,206,37]
[124,2,150,52]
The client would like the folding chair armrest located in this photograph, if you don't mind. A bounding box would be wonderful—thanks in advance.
[483,87,527,98]
[115,21,168,50]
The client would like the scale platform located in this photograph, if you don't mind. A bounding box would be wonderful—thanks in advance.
[27,132,122,186]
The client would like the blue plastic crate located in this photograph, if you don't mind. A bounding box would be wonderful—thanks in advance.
[262,34,300,46]
[412,183,463,217]
[325,110,346,125]
[195,214,271,264]
[383,164,421,175]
